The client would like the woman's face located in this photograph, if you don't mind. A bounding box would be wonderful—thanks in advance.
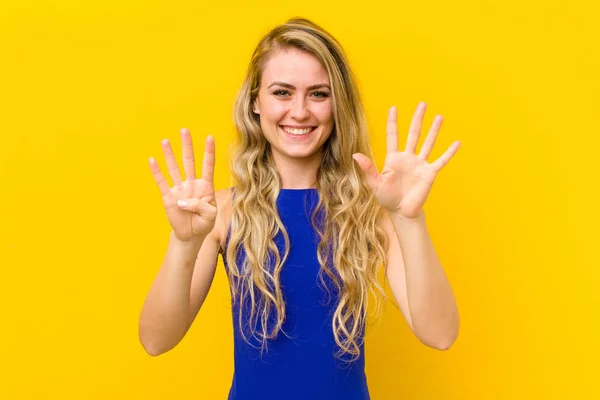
[254,47,334,162]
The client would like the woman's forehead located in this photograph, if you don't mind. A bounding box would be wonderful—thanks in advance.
[261,48,330,88]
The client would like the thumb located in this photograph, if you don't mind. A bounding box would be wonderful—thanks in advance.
[176,198,215,215]
[352,153,380,192]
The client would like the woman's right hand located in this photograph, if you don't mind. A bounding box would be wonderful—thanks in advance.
[149,128,217,243]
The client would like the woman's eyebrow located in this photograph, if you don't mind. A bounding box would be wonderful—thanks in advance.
[267,81,331,90]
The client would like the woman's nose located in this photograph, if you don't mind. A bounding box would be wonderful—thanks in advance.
[289,97,309,120]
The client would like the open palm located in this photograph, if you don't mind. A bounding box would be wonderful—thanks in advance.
[149,128,217,242]
[353,103,461,218]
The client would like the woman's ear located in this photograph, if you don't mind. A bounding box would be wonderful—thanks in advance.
[252,99,260,114]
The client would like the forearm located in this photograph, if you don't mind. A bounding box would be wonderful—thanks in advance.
[138,231,204,356]
[389,210,459,349]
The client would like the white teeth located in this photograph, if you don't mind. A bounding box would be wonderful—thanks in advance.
[282,126,313,135]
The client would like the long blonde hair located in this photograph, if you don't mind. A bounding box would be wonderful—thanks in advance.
[226,17,389,361]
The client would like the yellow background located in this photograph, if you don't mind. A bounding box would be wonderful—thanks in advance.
[1,1,598,399]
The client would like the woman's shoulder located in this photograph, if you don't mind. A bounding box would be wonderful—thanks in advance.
[214,188,234,253]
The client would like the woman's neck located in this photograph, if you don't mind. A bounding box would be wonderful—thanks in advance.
[272,150,321,189]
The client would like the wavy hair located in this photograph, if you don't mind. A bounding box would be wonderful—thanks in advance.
[226,17,389,361]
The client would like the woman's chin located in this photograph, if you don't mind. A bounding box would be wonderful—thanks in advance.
[274,146,321,160]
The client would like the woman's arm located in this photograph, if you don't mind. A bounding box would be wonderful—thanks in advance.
[383,209,459,350]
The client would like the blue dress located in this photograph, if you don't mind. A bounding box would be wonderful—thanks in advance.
[222,188,370,400]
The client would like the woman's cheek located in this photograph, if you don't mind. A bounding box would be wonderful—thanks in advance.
[315,104,333,123]
[273,102,289,117]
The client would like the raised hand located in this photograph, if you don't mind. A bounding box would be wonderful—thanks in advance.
[352,102,461,219]
[149,128,217,243]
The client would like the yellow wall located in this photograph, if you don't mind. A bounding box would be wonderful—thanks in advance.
[1,1,598,398]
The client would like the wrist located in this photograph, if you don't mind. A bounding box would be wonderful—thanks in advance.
[169,231,205,254]
[388,208,426,223]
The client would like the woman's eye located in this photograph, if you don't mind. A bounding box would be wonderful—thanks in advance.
[272,90,329,98]
[312,91,329,98]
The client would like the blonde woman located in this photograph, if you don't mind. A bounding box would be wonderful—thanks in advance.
[139,17,461,400]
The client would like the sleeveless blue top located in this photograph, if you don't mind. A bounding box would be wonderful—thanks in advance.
[222,188,370,400]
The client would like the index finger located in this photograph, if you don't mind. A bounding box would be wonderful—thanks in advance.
[202,135,215,182]
[386,105,398,154]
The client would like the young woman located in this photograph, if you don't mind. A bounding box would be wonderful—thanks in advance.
[139,17,461,400]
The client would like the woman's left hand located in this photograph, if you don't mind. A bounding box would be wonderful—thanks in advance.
[352,102,461,219]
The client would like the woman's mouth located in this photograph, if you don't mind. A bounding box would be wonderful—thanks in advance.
[279,125,317,139]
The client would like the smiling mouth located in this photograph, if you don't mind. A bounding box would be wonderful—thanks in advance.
[279,125,317,136]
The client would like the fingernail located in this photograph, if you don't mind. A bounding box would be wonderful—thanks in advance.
[177,200,187,207]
